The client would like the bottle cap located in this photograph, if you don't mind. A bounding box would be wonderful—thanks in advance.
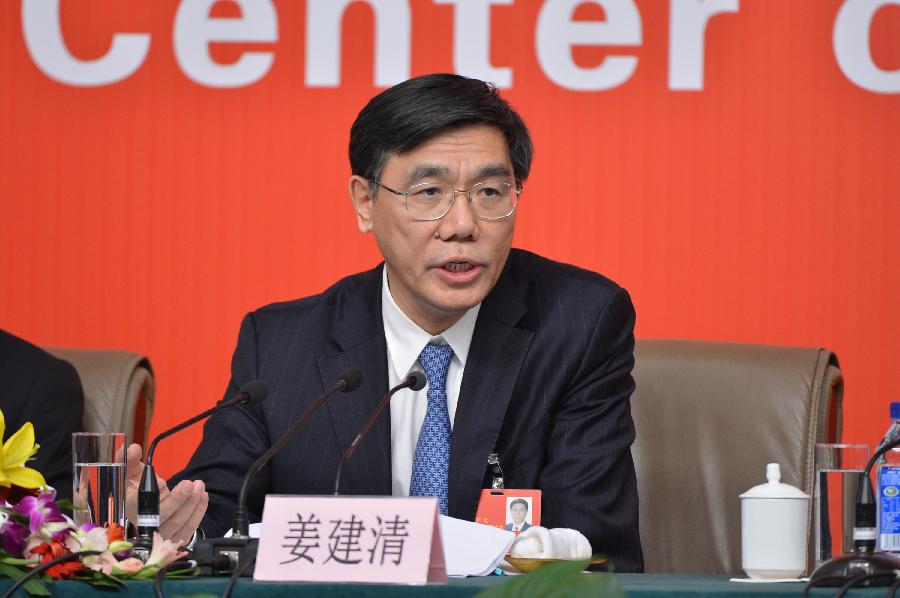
[740,463,808,499]
[891,402,900,420]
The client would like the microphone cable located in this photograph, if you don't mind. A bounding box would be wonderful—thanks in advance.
[221,553,257,598]
[153,556,230,598]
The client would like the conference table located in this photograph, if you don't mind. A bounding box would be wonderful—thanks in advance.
[0,574,888,597]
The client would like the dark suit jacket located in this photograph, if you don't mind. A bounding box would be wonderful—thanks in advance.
[505,521,532,532]
[173,249,643,571]
[0,330,84,502]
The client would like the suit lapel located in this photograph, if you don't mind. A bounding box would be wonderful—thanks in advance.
[320,265,392,496]
[448,268,533,519]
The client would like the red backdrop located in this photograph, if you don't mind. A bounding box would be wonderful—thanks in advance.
[1,0,898,477]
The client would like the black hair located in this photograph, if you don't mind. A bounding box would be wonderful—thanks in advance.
[349,73,533,192]
[509,498,529,511]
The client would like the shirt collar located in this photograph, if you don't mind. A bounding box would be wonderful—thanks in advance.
[381,266,480,381]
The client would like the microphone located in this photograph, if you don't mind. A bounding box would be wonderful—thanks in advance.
[193,367,363,576]
[135,380,268,547]
[333,371,426,496]
[808,435,900,589]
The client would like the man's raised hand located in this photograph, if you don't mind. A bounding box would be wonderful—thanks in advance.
[124,443,208,546]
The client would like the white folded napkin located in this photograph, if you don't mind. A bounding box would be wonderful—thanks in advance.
[509,526,592,560]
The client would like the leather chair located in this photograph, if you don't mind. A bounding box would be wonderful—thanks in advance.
[631,339,843,575]
[43,347,155,447]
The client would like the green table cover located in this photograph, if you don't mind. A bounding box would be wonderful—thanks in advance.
[0,574,888,597]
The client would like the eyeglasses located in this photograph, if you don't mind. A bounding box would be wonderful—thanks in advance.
[374,180,521,221]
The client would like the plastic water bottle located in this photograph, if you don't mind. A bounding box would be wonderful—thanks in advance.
[877,402,900,552]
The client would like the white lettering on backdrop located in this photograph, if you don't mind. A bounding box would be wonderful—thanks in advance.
[18,0,899,94]
[668,0,739,91]
[21,0,150,86]
[833,0,900,93]
[535,0,641,91]
[174,0,278,88]
[434,0,513,89]
[305,0,411,87]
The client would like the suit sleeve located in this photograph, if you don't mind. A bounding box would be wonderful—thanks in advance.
[168,313,272,537]
[22,357,84,503]
[538,286,643,572]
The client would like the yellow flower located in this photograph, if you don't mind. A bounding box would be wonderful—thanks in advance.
[0,409,46,489]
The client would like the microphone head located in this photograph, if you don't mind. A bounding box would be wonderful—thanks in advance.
[237,379,268,405]
[338,367,364,392]
[407,371,427,391]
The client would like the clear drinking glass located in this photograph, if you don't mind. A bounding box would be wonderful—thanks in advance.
[814,443,870,565]
[72,432,127,528]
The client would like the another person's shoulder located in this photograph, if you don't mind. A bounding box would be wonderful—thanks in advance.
[0,329,83,424]
[0,328,50,361]
[0,329,79,379]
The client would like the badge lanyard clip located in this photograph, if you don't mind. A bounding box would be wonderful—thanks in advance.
[488,452,505,489]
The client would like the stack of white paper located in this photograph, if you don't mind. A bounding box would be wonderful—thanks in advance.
[438,515,515,577]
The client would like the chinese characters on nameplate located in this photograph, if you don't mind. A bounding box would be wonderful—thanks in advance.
[254,496,447,584]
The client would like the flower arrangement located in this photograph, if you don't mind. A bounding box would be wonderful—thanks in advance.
[0,410,192,595]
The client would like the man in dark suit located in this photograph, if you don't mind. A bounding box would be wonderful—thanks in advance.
[134,74,643,571]
[0,329,84,502]
[505,498,532,534]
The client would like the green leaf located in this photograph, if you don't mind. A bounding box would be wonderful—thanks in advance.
[84,576,123,589]
[69,569,125,590]
[0,558,40,567]
[127,566,161,580]
[114,564,199,582]
[475,560,625,598]
[164,567,199,579]
[0,561,51,596]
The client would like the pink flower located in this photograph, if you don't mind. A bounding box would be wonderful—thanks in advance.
[14,490,64,533]
[110,558,144,575]
[66,525,109,555]
[87,552,119,575]
[144,532,187,568]
[86,552,145,576]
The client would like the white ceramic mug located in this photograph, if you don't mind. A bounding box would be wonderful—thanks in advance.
[740,463,809,579]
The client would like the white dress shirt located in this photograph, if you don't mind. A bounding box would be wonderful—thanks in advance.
[381,267,480,497]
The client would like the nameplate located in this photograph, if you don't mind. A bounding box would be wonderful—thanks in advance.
[253,495,447,585]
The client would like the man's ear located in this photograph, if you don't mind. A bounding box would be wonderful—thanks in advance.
[349,175,375,233]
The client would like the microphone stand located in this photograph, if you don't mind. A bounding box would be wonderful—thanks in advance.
[334,372,426,496]
[808,436,900,589]
[132,380,267,558]
[193,368,362,576]
[232,372,360,537]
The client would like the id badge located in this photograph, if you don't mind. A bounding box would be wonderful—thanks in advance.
[475,489,542,534]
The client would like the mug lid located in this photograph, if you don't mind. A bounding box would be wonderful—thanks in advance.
[739,463,808,499]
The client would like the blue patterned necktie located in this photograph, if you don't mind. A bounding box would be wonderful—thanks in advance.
[409,344,454,515]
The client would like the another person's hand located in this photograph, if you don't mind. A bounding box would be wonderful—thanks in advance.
[124,443,208,546]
